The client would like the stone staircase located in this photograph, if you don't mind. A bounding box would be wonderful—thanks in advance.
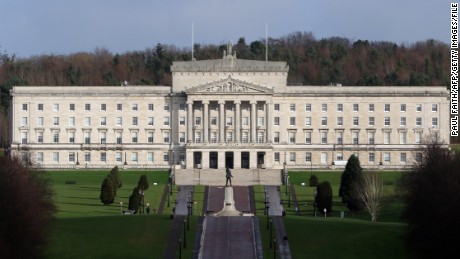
[174,169,282,186]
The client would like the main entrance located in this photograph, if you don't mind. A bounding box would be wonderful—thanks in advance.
[209,152,218,169]
[241,152,250,169]
[257,152,265,168]
[225,152,234,169]
[194,152,202,168]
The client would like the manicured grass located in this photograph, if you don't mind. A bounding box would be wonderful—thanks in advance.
[46,215,172,258]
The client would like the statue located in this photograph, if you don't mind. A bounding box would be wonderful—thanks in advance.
[227,42,233,57]
[225,167,233,187]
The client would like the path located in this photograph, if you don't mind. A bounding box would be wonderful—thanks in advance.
[175,185,194,215]
[264,185,284,216]
[162,215,185,259]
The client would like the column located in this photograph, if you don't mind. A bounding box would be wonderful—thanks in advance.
[250,100,257,143]
[187,101,193,143]
[234,150,241,169]
[219,100,225,143]
[266,101,272,143]
[202,151,209,169]
[234,100,241,143]
[203,100,209,143]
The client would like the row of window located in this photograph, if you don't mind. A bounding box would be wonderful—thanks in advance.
[274,152,421,164]
[21,131,171,144]
[21,103,173,112]
[22,116,169,127]
[282,103,438,113]
[282,116,438,127]
[34,151,179,163]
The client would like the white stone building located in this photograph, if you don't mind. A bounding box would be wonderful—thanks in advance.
[9,49,449,170]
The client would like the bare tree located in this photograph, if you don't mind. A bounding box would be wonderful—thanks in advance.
[355,172,384,222]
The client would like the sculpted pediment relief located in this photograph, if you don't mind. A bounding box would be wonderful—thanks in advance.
[186,77,273,94]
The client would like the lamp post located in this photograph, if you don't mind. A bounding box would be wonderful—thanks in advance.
[287,176,291,208]
[266,205,270,230]
[269,218,273,248]
[139,189,145,214]
[178,238,182,259]
[183,219,187,248]
[167,183,170,207]
[273,238,277,259]
[120,201,123,214]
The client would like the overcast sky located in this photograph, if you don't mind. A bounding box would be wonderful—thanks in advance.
[0,0,452,57]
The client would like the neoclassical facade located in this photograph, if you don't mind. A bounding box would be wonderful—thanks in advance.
[9,48,450,170]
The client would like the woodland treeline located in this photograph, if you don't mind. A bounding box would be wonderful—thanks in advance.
[0,31,451,145]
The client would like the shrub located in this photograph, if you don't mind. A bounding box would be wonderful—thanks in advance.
[309,174,318,187]
[109,166,122,189]
[128,187,142,214]
[138,175,149,191]
[100,177,115,205]
[316,181,332,215]
[339,155,365,212]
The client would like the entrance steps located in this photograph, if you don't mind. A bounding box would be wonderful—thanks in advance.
[174,169,282,186]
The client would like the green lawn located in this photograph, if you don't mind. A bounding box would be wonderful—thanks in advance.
[44,169,409,258]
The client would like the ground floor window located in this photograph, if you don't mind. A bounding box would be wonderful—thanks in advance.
[274,152,280,162]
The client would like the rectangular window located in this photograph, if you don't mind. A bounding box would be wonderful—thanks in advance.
[69,103,75,111]
[226,117,234,126]
[321,152,327,164]
[384,153,391,163]
[336,152,344,161]
[274,117,280,126]
[101,103,106,111]
[53,152,59,163]
[132,104,138,111]
[84,117,91,126]
[415,132,422,144]
[163,117,170,126]
[117,103,122,111]
[84,131,91,144]
[384,104,390,112]
[305,104,312,112]
[53,131,59,143]
[85,103,91,111]
[321,117,327,126]
[290,104,296,111]
[321,131,327,144]
[416,117,422,126]
[38,104,44,111]
[37,117,44,126]
[274,152,280,162]
[305,152,312,163]
[337,103,343,112]
[132,117,138,126]
[148,117,154,126]
[164,104,170,111]
[163,153,170,163]
[131,152,138,162]
[384,132,391,144]
[400,132,406,144]
[100,117,107,126]
[352,117,359,126]
[163,131,170,143]
[337,117,343,126]
[416,104,422,112]
[211,132,217,143]
[69,117,75,126]
[290,152,296,162]
[209,117,216,126]
[242,132,249,143]
[257,117,264,126]
[68,131,75,143]
[148,103,154,111]
[116,117,122,126]
[368,104,374,112]
[196,117,202,126]
[384,117,390,126]
[84,152,91,162]
[400,153,406,163]
[369,153,375,163]
[147,131,154,143]
[179,104,185,111]
[116,132,122,144]
[21,132,28,144]
[195,131,202,143]
[37,131,43,143]
[352,132,359,144]
[432,117,438,126]
[179,132,186,143]
[353,104,359,112]
[53,117,59,126]
[116,152,122,162]
[100,152,107,162]
[179,117,186,126]
[305,117,312,126]
[147,152,154,163]
[321,104,327,112]
[22,103,28,111]
[274,132,280,143]
[274,103,280,111]
[432,104,438,112]
[336,132,343,144]
[400,104,406,112]
[69,152,75,162]
[289,132,296,144]
[21,117,28,126]
[257,132,264,143]
[242,117,249,126]
[400,117,407,127]
[131,132,138,143]
[289,117,296,126]
[368,132,375,144]
[305,131,312,144]
[53,103,59,111]
[416,153,422,163]
[37,152,44,162]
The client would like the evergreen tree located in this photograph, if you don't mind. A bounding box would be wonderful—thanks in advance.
[109,166,122,189]
[316,181,332,215]
[309,174,318,187]
[100,177,115,205]
[339,155,365,212]
[128,187,142,213]
[138,175,149,191]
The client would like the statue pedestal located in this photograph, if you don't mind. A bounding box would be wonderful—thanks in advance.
[215,187,241,216]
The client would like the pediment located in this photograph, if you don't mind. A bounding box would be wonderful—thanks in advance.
[185,77,274,94]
